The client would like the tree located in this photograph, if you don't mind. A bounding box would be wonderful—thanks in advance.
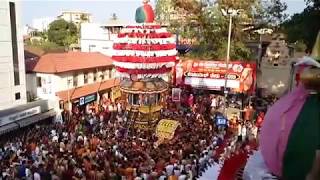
[169,0,261,60]
[305,0,320,9]
[157,0,288,60]
[25,39,65,52]
[155,0,175,24]
[281,1,320,52]
[47,19,78,47]
[261,0,288,26]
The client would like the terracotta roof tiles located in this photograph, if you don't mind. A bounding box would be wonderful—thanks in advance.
[56,79,120,101]
[26,51,114,73]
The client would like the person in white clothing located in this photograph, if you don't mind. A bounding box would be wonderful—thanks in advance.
[33,172,41,180]
[179,174,187,180]
[241,125,247,142]
[165,164,174,176]
[117,103,122,114]
[211,97,217,109]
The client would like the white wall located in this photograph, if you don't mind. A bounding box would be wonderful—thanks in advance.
[30,67,115,109]
[80,23,118,56]
[26,73,37,100]
[59,11,91,25]
[35,73,57,100]
[0,0,27,110]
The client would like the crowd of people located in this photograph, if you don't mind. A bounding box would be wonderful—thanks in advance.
[0,89,271,180]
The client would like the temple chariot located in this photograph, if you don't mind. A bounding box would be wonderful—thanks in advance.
[112,0,177,129]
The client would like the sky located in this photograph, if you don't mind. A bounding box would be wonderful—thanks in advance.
[20,0,307,26]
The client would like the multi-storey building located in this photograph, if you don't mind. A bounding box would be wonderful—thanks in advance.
[0,0,27,110]
[57,10,91,26]
[25,52,119,112]
[80,20,126,56]
[0,1,56,135]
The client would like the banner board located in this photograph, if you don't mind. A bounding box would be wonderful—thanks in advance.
[172,88,182,102]
[156,119,180,140]
[176,60,256,93]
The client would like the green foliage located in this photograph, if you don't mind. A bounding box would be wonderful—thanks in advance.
[305,0,320,9]
[261,0,288,26]
[156,0,288,60]
[281,5,320,52]
[26,39,65,52]
[47,19,78,47]
[155,0,178,24]
[25,40,65,52]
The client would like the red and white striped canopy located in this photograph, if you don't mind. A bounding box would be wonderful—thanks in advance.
[112,24,177,79]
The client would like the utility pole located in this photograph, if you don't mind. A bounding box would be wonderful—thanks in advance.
[221,8,241,115]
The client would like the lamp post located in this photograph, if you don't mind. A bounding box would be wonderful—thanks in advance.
[221,8,241,115]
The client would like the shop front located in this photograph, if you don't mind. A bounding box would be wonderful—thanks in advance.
[175,60,257,94]
[0,100,56,135]
[56,79,120,113]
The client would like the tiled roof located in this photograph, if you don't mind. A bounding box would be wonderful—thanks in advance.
[25,52,114,73]
[56,79,120,101]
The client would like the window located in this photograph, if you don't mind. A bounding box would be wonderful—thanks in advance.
[73,74,78,87]
[84,72,88,84]
[15,92,20,100]
[128,94,140,105]
[47,76,51,83]
[89,45,96,52]
[10,2,20,85]
[133,94,139,105]
[101,72,104,80]
[36,77,42,87]
[104,70,109,80]
[108,69,112,79]
[93,73,97,82]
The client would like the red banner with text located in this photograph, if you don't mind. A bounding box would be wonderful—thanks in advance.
[176,60,256,93]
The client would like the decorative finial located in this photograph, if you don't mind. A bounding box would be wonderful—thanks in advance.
[135,0,155,23]
[143,0,150,4]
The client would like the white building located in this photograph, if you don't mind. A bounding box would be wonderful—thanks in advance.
[80,21,126,56]
[23,24,37,36]
[0,0,27,110]
[25,52,119,112]
[58,10,92,26]
[32,16,55,32]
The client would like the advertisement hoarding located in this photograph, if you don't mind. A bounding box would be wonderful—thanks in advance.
[176,60,256,93]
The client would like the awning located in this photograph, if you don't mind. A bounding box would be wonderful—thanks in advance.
[17,110,56,128]
[0,110,56,135]
[56,79,120,101]
[0,123,19,136]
